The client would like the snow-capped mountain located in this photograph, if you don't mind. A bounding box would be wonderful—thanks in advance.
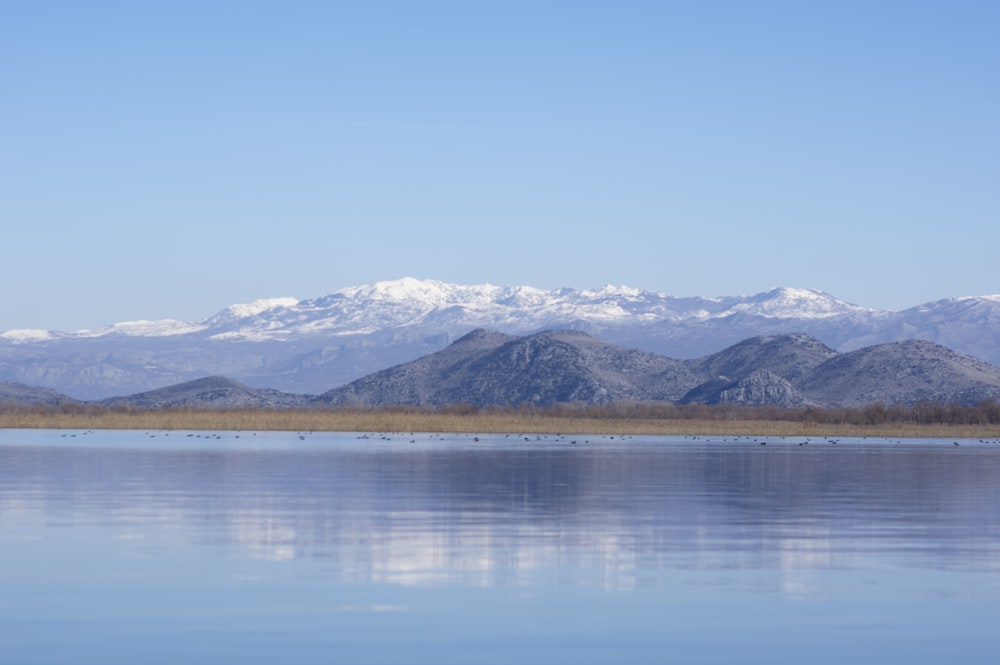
[1,279,868,342]
[1,277,997,400]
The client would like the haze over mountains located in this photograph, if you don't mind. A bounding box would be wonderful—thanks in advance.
[8,330,995,411]
[2,277,999,402]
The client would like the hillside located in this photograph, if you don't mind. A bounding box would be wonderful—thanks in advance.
[0,382,77,407]
[315,329,693,407]
[800,340,1000,407]
[99,376,311,409]
[317,330,1000,409]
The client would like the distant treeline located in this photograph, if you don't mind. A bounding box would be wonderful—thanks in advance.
[3,399,1000,428]
[532,399,1000,426]
[395,400,1000,427]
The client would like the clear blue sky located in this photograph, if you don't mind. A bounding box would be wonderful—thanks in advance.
[3,1,998,331]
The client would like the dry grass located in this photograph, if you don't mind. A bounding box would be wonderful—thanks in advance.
[2,407,1000,438]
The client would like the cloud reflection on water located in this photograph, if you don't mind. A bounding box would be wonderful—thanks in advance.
[1,434,999,597]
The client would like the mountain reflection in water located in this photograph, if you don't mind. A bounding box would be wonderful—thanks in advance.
[3,433,998,594]
[2,431,1000,665]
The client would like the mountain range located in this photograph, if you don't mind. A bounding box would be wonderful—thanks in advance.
[1,277,999,401]
[5,329,999,411]
[315,330,1000,409]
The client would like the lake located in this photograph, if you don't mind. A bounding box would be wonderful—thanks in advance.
[1,429,998,664]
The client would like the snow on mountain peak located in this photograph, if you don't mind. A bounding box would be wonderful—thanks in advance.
[577,284,645,300]
[0,279,907,347]
[213,297,300,320]
[335,277,455,304]
[192,297,302,340]
[728,287,866,319]
[325,278,652,309]
[0,329,57,343]
[494,285,553,307]
[205,279,871,339]
[87,319,208,337]
[957,294,1000,304]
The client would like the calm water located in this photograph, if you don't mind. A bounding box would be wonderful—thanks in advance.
[1,430,999,664]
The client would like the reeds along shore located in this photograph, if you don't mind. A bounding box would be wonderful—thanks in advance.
[2,402,1000,438]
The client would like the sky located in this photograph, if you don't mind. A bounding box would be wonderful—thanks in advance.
[2,1,998,332]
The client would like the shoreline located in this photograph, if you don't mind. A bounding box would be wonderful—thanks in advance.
[3,409,1000,439]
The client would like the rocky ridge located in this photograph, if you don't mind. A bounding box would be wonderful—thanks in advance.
[316,330,1000,409]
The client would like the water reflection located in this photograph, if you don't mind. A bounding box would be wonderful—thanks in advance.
[2,433,999,597]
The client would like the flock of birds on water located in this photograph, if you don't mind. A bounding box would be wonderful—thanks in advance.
[55,429,1000,447]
